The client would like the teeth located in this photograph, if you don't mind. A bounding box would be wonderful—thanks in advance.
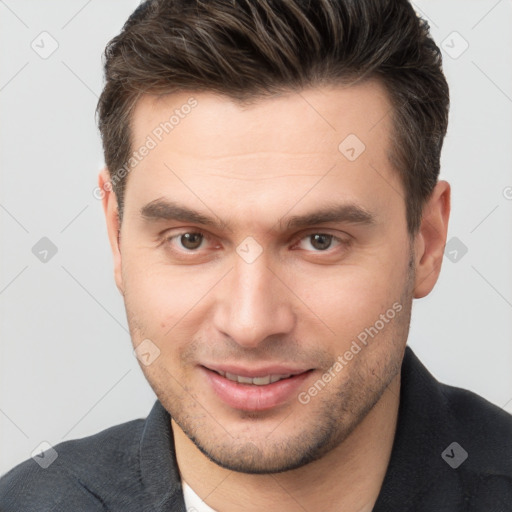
[220,372,292,386]
[253,376,271,385]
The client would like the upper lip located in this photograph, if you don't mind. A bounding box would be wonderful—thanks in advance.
[202,364,312,378]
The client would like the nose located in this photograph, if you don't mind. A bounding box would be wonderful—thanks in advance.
[212,251,296,349]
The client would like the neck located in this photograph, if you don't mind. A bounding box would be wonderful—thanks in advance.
[173,374,400,512]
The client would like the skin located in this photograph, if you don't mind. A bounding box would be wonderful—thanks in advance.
[100,80,450,511]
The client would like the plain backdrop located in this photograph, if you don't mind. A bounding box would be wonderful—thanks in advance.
[1,0,511,475]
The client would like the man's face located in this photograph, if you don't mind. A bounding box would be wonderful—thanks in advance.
[110,81,418,473]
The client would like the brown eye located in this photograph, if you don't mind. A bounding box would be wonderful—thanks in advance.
[179,232,204,250]
[308,234,334,251]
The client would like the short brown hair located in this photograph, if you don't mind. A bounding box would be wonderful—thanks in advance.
[97,0,449,234]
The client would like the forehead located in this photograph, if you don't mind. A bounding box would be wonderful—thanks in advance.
[130,79,393,161]
[123,81,403,230]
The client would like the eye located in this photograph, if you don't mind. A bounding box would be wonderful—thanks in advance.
[295,233,346,252]
[166,231,207,251]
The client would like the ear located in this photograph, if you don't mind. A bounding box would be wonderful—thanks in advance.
[98,168,124,295]
[413,180,451,299]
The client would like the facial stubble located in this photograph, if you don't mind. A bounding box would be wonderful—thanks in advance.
[125,248,416,474]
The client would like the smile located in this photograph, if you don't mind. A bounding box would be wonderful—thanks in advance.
[214,371,293,386]
[202,366,314,411]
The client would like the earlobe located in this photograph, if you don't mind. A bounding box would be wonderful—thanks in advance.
[413,180,451,299]
[98,168,125,295]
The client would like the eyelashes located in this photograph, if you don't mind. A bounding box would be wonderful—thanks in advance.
[161,229,351,259]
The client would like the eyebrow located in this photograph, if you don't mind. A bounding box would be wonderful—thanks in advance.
[282,203,375,230]
[140,199,232,232]
[140,198,376,232]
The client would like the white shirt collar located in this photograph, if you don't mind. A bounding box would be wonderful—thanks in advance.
[182,480,218,512]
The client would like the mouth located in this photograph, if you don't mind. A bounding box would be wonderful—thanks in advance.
[201,365,314,411]
[212,370,300,386]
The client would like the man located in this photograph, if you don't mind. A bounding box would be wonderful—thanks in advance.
[1,0,511,510]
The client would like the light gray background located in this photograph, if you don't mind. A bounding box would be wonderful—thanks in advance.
[1,0,511,475]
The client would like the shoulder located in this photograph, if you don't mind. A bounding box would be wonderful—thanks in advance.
[404,346,512,478]
[396,347,512,509]
[442,380,512,429]
[440,381,512,463]
[438,380,512,495]
[0,418,145,512]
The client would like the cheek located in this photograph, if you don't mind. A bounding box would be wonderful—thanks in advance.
[121,250,219,339]
[289,254,408,342]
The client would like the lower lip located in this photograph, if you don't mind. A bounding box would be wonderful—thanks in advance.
[202,367,313,411]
